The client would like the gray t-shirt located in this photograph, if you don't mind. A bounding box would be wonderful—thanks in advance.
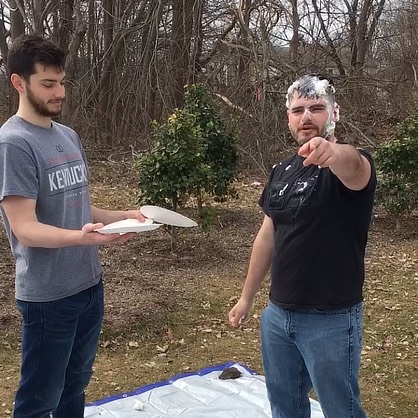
[0,116,102,302]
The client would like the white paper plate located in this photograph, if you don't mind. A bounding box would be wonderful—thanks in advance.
[140,205,198,228]
[95,218,162,234]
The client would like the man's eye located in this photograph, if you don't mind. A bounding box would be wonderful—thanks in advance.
[43,84,53,88]
[310,107,325,113]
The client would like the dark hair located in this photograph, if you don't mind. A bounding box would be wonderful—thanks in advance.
[7,35,66,80]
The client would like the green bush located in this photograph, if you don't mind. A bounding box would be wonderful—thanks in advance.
[183,84,239,201]
[136,84,239,233]
[136,109,207,210]
[375,112,418,228]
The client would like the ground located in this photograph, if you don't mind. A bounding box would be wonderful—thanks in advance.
[0,161,417,417]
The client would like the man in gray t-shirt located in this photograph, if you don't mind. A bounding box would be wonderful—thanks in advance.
[0,35,143,418]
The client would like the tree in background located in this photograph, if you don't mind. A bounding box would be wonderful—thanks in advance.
[2,0,417,171]
[375,111,418,230]
[136,84,239,243]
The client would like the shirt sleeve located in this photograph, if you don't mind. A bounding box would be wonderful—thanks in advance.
[0,142,38,201]
[258,166,277,215]
[358,148,377,192]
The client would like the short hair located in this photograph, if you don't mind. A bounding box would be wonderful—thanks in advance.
[286,73,336,108]
[7,35,66,80]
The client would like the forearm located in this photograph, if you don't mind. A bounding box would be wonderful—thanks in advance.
[1,196,133,249]
[299,139,371,191]
[330,144,371,190]
[91,205,131,225]
[240,221,274,303]
[329,144,362,179]
[13,221,84,248]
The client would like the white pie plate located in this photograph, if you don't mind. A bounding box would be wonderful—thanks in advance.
[95,218,162,234]
[140,205,198,227]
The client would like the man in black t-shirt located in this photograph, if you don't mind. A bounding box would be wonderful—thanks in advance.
[228,74,376,418]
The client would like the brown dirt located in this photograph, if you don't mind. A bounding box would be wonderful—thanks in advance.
[0,161,417,417]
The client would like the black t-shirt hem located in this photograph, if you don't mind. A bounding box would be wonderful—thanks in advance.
[270,296,364,311]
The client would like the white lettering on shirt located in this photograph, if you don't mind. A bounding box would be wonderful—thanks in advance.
[48,164,88,192]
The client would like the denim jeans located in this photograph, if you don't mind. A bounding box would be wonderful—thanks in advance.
[260,302,367,418]
[13,279,104,418]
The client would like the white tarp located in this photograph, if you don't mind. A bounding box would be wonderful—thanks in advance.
[84,362,324,418]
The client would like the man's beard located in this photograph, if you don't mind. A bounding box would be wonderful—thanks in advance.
[27,87,62,118]
[290,126,320,145]
[290,124,333,145]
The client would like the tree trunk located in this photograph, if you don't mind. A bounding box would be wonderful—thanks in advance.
[93,0,150,135]
[237,0,252,81]
[170,196,179,253]
[62,0,87,122]
[56,0,74,52]
[170,0,194,109]
[288,0,299,62]
[138,1,164,131]
[311,0,345,76]
[9,0,25,39]
[98,0,115,139]
[0,5,9,65]
[33,0,43,34]
[188,0,204,83]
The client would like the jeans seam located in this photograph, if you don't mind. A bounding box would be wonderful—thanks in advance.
[297,359,305,418]
[356,305,363,344]
[35,303,44,389]
[23,302,44,403]
[348,307,354,417]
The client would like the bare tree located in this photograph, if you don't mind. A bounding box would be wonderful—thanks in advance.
[170,0,194,108]
[0,3,9,66]
[1,0,416,170]
[62,0,87,119]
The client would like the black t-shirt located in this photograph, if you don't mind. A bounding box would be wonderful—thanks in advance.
[259,150,376,309]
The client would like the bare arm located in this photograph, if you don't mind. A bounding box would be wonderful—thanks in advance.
[228,215,275,327]
[328,144,371,191]
[91,205,144,225]
[241,215,275,302]
[1,196,136,248]
[298,137,372,191]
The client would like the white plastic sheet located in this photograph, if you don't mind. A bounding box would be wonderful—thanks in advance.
[84,363,324,418]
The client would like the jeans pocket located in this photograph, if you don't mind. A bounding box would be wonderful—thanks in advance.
[17,300,44,327]
[16,300,29,323]
[92,278,105,318]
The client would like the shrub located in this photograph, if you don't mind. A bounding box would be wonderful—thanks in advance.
[183,83,239,203]
[375,112,418,229]
[136,84,239,237]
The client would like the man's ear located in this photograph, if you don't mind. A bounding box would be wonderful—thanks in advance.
[10,74,26,93]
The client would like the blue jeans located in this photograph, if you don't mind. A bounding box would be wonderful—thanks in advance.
[260,302,366,418]
[13,280,104,418]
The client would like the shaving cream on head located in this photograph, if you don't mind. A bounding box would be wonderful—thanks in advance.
[286,74,336,108]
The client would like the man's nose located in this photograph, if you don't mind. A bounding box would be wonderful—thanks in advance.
[301,109,312,122]
[55,83,65,98]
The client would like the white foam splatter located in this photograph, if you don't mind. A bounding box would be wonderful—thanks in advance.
[286,76,336,108]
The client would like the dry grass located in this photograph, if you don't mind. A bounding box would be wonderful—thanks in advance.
[0,161,417,417]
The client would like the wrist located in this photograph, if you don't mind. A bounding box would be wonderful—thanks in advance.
[239,293,254,305]
[73,229,87,246]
